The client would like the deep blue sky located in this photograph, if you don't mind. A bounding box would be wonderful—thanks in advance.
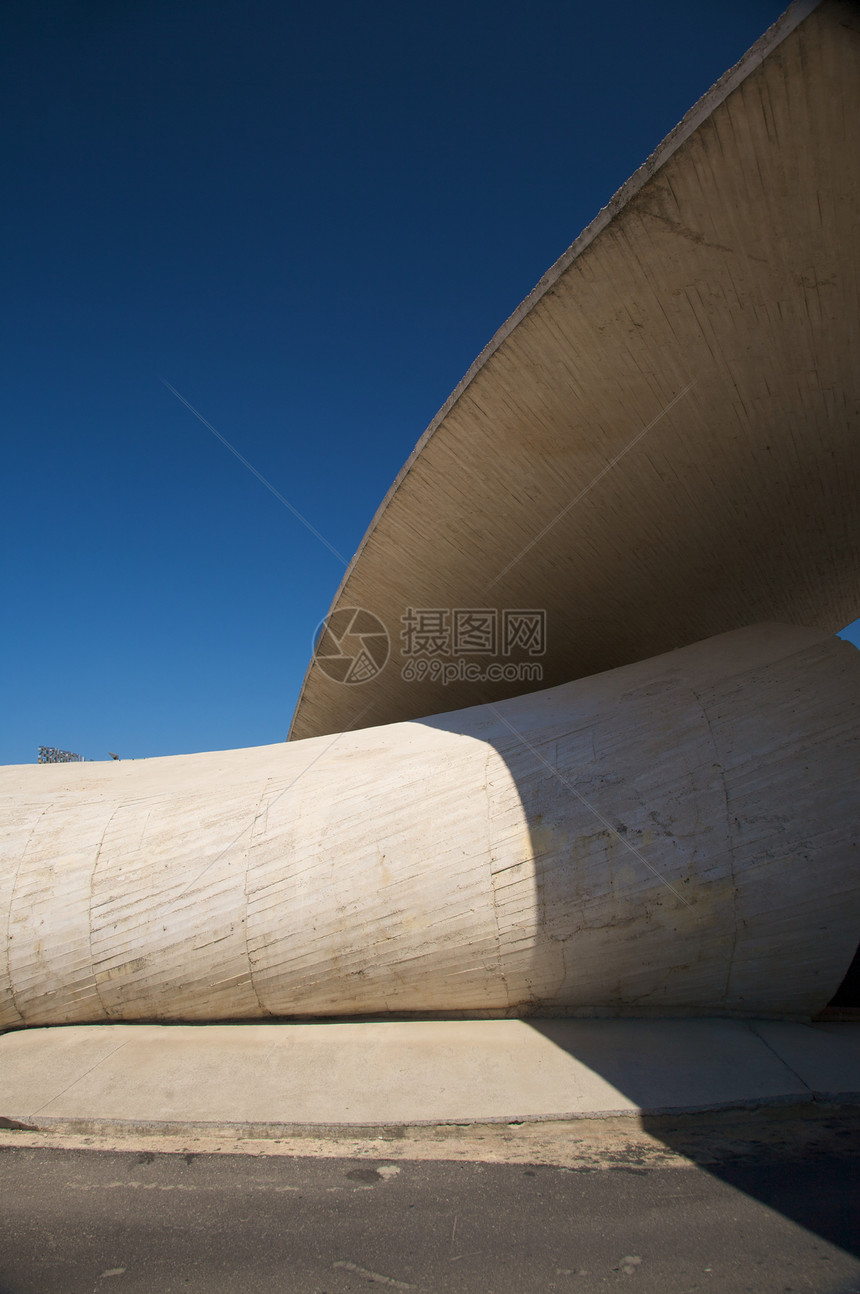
[3,0,853,764]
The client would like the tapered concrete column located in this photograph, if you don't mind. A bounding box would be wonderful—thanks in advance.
[1,624,858,1026]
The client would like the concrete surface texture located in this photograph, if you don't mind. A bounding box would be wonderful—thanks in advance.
[1,622,858,1026]
[1,1019,859,1132]
[289,0,860,741]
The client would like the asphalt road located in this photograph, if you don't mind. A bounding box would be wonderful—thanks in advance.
[1,1133,859,1294]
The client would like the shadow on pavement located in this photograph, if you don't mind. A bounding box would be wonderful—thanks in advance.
[527,1019,860,1261]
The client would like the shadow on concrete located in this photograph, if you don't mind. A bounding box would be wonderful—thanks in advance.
[526,1019,860,1261]
[416,626,860,1021]
[828,941,860,1013]
[414,628,860,1260]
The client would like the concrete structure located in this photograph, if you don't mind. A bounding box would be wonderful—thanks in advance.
[290,0,860,741]
[1,624,858,1027]
[2,1019,859,1132]
[1,5,857,1040]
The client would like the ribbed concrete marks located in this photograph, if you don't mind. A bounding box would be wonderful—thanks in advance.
[1,624,858,1025]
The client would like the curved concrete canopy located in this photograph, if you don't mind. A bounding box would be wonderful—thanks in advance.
[290,0,860,741]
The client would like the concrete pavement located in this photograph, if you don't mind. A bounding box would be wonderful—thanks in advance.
[0,1018,858,1137]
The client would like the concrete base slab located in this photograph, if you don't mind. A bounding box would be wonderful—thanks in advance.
[0,1019,853,1133]
[0,1020,857,1136]
[752,1021,860,1098]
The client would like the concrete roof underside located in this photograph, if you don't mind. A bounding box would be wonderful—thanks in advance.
[289,0,860,742]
